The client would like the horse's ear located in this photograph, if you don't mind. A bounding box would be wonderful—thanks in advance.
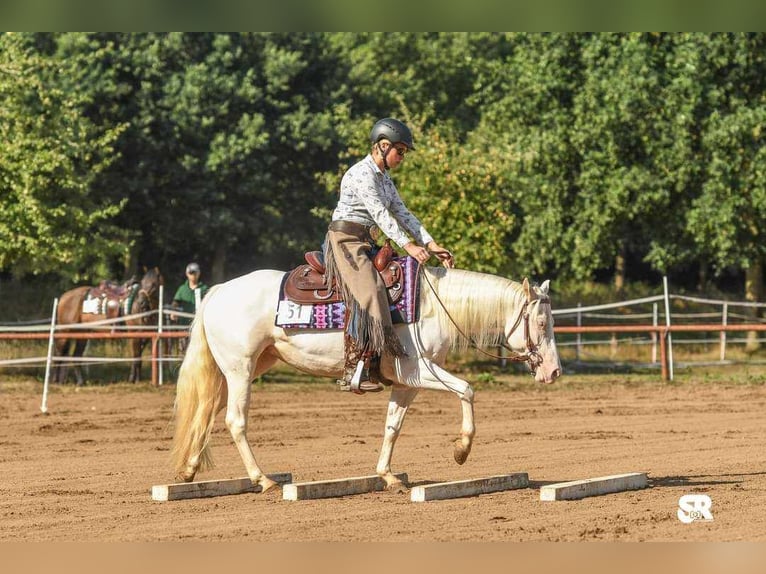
[522,277,532,302]
[540,279,550,295]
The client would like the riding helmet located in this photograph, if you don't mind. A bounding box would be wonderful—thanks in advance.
[370,118,415,150]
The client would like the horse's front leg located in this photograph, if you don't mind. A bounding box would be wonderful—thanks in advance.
[376,385,419,491]
[129,338,143,383]
[416,359,475,465]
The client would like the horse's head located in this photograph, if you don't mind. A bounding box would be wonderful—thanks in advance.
[139,267,164,301]
[506,278,562,384]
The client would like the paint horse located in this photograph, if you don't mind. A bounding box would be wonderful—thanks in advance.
[171,263,561,492]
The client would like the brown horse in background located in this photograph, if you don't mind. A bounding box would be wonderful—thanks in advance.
[54,267,163,384]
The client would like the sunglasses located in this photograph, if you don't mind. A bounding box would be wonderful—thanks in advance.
[392,145,408,157]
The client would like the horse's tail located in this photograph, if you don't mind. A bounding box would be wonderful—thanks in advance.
[171,287,226,478]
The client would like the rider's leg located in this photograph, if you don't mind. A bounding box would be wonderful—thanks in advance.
[338,334,383,393]
[327,225,404,393]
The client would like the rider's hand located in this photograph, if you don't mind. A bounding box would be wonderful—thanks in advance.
[426,241,455,269]
[404,242,431,264]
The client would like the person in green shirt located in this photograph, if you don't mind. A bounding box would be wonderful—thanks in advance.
[170,262,210,326]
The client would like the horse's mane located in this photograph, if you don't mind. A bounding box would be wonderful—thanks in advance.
[420,267,526,351]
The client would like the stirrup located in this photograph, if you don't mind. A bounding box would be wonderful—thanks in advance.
[337,360,384,394]
[349,360,367,393]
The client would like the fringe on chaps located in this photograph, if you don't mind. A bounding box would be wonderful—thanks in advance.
[325,227,407,359]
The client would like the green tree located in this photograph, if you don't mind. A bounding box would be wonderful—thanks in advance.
[567,33,668,290]
[396,121,516,274]
[0,33,130,282]
[48,33,351,281]
[328,33,520,274]
[470,33,585,279]
[683,33,766,345]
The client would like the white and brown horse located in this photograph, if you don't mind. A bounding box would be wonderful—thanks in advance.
[171,265,561,492]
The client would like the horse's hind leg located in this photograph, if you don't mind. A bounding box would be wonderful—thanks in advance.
[224,358,279,493]
[54,339,69,384]
[72,339,87,386]
[376,386,419,491]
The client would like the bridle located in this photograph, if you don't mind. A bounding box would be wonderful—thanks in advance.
[135,282,160,325]
[418,265,548,374]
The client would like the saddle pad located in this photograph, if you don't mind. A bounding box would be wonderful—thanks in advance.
[275,256,420,329]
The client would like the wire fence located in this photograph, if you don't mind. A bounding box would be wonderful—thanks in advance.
[4,277,766,386]
[552,286,766,373]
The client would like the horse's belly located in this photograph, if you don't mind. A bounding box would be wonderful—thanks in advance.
[271,331,344,377]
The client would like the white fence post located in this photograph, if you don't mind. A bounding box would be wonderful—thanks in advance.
[41,297,59,414]
[576,302,582,362]
[720,301,728,362]
[652,302,658,364]
[663,276,674,381]
[158,284,164,386]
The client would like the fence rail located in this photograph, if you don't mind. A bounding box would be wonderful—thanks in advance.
[4,276,766,393]
[555,323,766,380]
[5,320,766,383]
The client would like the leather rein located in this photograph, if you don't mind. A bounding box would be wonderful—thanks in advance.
[418,265,547,372]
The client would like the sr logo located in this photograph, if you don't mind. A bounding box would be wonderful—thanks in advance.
[677,494,714,524]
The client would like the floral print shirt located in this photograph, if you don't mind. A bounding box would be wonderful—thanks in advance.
[331,154,434,249]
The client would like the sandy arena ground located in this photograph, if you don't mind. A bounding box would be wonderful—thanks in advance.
[1,373,765,542]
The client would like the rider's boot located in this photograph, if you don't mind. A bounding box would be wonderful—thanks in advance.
[368,355,396,387]
[337,336,384,394]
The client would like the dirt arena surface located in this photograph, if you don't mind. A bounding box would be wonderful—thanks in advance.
[1,370,765,542]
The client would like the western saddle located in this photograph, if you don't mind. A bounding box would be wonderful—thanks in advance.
[85,281,137,319]
[283,240,404,306]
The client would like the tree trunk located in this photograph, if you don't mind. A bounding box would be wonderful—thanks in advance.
[745,258,763,353]
[211,242,227,285]
[122,246,139,281]
[614,247,626,296]
[611,247,627,359]
[697,261,709,292]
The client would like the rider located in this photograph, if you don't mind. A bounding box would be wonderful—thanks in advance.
[324,117,454,394]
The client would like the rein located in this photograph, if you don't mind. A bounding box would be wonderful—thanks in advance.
[417,265,545,370]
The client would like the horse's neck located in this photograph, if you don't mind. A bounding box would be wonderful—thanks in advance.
[426,267,524,349]
[431,267,522,307]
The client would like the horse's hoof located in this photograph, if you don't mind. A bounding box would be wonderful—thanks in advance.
[453,440,471,465]
[258,477,279,493]
[177,466,198,483]
[386,481,408,495]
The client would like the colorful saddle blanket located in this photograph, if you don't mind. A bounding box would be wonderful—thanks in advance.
[275,256,420,329]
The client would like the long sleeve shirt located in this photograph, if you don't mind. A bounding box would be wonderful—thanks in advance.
[331,154,434,250]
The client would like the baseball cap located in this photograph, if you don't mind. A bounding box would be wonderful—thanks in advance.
[186,262,200,274]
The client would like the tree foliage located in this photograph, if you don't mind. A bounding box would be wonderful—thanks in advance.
[2,32,766,299]
[0,33,130,281]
